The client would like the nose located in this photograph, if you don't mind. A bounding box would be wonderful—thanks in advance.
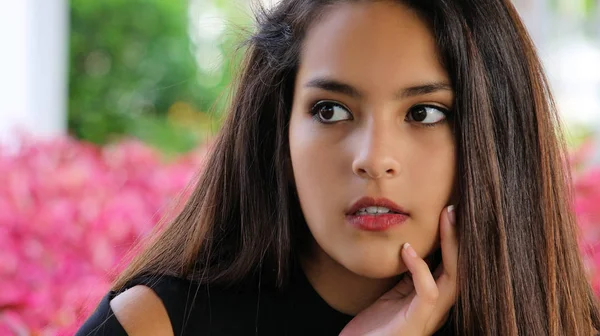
[352,121,402,180]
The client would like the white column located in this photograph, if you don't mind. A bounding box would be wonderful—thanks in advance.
[0,0,68,149]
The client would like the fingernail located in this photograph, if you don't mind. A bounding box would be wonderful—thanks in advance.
[403,242,418,258]
[447,205,456,225]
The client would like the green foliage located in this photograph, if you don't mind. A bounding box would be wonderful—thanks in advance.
[548,0,599,20]
[68,0,247,152]
[565,123,595,149]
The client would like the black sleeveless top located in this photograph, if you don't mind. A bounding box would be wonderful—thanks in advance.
[75,264,355,336]
[76,263,456,336]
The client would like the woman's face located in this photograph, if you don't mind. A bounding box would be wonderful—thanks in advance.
[289,1,456,279]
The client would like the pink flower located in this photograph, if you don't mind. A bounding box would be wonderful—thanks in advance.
[0,135,208,334]
[572,139,600,296]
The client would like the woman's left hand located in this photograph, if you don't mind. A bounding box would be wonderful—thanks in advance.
[339,206,459,336]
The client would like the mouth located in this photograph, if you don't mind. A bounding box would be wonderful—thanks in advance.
[345,197,410,232]
[346,196,409,216]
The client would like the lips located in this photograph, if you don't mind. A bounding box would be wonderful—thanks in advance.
[346,197,409,216]
[345,196,410,232]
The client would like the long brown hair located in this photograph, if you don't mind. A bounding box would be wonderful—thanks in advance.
[112,0,600,334]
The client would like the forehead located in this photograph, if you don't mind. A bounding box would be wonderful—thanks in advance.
[297,1,448,90]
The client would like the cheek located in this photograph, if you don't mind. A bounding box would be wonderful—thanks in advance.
[289,116,351,228]
[406,138,456,219]
[290,124,342,200]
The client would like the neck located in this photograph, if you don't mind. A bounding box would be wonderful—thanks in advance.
[300,242,400,316]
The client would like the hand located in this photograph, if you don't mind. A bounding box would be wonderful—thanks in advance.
[339,205,458,336]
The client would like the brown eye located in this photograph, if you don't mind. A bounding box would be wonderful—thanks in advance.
[311,101,353,124]
[406,105,448,125]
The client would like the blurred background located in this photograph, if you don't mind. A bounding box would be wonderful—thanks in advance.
[0,0,599,334]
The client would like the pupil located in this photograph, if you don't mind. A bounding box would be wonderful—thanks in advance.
[320,105,334,120]
[412,107,427,122]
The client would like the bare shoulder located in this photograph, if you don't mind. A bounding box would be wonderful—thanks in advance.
[110,285,174,336]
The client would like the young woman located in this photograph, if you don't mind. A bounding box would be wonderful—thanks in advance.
[76,0,600,335]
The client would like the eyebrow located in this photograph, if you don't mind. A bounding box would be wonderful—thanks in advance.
[304,77,452,99]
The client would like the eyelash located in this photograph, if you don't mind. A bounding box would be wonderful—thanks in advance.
[309,100,353,123]
[309,100,452,128]
[407,104,451,128]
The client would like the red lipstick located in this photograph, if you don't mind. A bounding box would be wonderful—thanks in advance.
[345,197,409,232]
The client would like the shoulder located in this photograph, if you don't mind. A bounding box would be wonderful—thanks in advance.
[77,273,275,336]
[110,285,173,336]
[111,274,203,335]
[76,274,202,336]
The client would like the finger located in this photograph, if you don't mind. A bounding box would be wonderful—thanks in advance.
[439,205,458,282]
[427,205,459,332]
[400,242,439,325]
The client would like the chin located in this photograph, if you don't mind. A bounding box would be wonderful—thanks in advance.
[336,248,408,279]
